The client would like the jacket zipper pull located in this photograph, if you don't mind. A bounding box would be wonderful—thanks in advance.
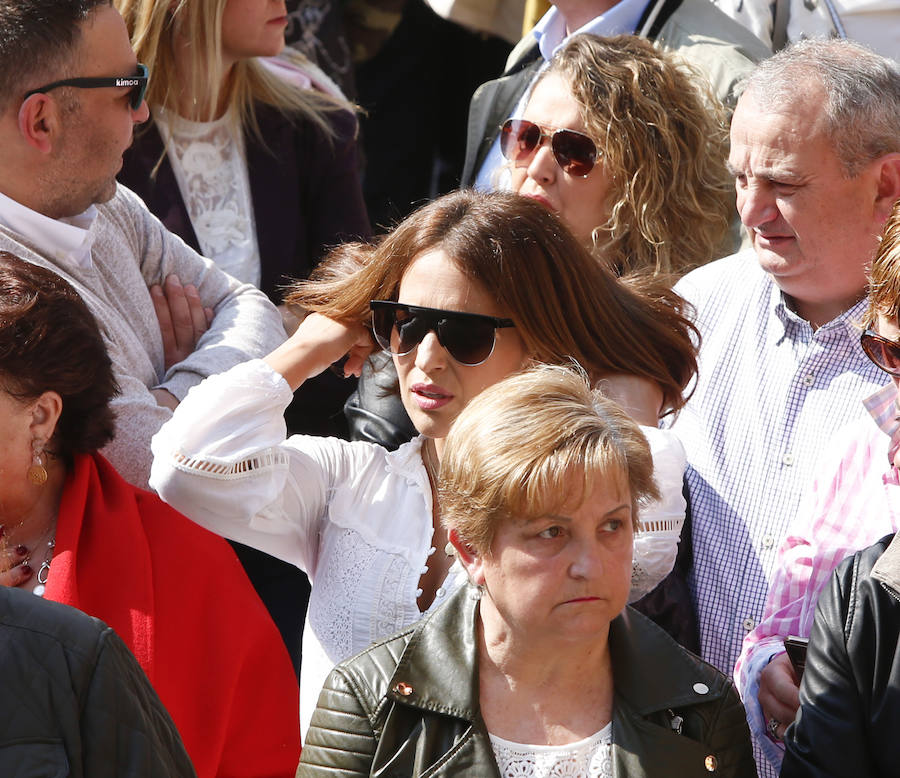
[667,709,684,735]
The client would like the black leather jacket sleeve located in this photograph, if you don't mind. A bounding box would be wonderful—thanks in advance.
[297,668,378,777]
[81,628,197,778]
[781,553,877,778]
[0,588,195,778]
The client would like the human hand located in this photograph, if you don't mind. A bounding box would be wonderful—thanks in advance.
[265,312,374,390]
[759,651,800,741]
[150,388,179,411]
[150,274,214,370]
[596,374,665,426]
[0,542,33,587]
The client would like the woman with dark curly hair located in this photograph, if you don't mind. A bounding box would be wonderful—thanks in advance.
[0,252,300,778]
[502,33,733,277]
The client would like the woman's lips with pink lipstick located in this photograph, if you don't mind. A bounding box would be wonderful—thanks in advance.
[411,382,454,410]
[521,193,555,212]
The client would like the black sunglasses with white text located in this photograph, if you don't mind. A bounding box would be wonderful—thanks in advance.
[24,63,149,110]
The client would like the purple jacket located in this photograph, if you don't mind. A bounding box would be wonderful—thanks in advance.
[120,103,371,304]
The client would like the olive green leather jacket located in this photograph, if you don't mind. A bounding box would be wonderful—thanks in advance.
[297,586,755,777]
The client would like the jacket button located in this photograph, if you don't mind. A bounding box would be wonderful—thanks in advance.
[705,755,717,771]
[693,682,709,695]
[395,682,414,696]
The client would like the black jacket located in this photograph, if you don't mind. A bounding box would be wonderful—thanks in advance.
[782,533,900,778]
[298,585,755,777]
[120,103,372,440]
[0,586,195,777]
[120,104,370,305]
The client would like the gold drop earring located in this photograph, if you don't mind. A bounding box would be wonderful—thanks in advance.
[27,439,48,485]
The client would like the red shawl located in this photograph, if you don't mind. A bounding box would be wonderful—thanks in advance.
[45,452,300,777]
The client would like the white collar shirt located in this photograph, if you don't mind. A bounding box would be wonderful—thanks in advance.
[0,191,97,270]
[669,249,885,682]
[474,0,648,192]
[534,2,649,60]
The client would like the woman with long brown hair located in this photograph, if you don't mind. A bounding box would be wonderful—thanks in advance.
[151,189,697,735]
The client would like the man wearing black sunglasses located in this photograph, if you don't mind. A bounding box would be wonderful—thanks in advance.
[0,0,284,488]
[461,0,770,189]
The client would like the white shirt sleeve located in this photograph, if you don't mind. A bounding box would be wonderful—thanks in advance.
[149,359,334,573]
[629,426,687,602]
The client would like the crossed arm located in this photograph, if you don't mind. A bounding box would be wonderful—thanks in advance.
[148,275,214,410]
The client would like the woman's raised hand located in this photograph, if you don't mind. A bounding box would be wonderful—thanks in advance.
[0,543,32,587]
[264,312,375,391]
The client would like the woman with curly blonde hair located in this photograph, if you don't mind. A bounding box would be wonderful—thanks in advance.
[502,33,733,277]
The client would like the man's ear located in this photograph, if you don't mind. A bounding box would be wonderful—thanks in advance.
[449,528,485,586]
[17,94,59,154]
[28,391,63,445]
[873,152,900,224]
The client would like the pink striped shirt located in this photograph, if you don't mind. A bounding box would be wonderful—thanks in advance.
[734,381,900,770]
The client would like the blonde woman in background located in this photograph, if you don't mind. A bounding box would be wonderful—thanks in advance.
[345,34,733,452]
[116,0,373,672]
[117,0,370,317]
[503,33,733,277]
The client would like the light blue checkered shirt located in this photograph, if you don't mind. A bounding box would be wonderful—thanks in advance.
[670,249,884,681]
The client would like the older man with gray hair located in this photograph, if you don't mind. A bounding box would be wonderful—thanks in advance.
[669,39,900,776]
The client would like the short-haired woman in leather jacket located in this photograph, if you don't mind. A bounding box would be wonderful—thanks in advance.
[298,366,756,777]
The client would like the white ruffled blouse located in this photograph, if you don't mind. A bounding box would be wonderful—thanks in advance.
[490,725,613,778]
[154,106,261,287]
[149,359,686,736]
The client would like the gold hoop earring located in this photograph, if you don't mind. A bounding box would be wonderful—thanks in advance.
[27,440,48,486]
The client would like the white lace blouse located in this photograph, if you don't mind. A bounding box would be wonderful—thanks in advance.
[149,360,686,735]
[490,725,613,778]
[154,106,261,287]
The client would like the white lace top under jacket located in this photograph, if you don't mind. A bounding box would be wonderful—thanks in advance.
[149,359,687,736]
[154,107,261,287]
[490,725,613,778]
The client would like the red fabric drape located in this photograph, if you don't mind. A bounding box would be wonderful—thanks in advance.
[46,452,300,777]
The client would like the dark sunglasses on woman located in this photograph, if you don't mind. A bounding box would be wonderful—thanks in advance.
[860,328,900,376]
[24,63,149,111]
[370,301,515,367]
[499,118,598,178]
